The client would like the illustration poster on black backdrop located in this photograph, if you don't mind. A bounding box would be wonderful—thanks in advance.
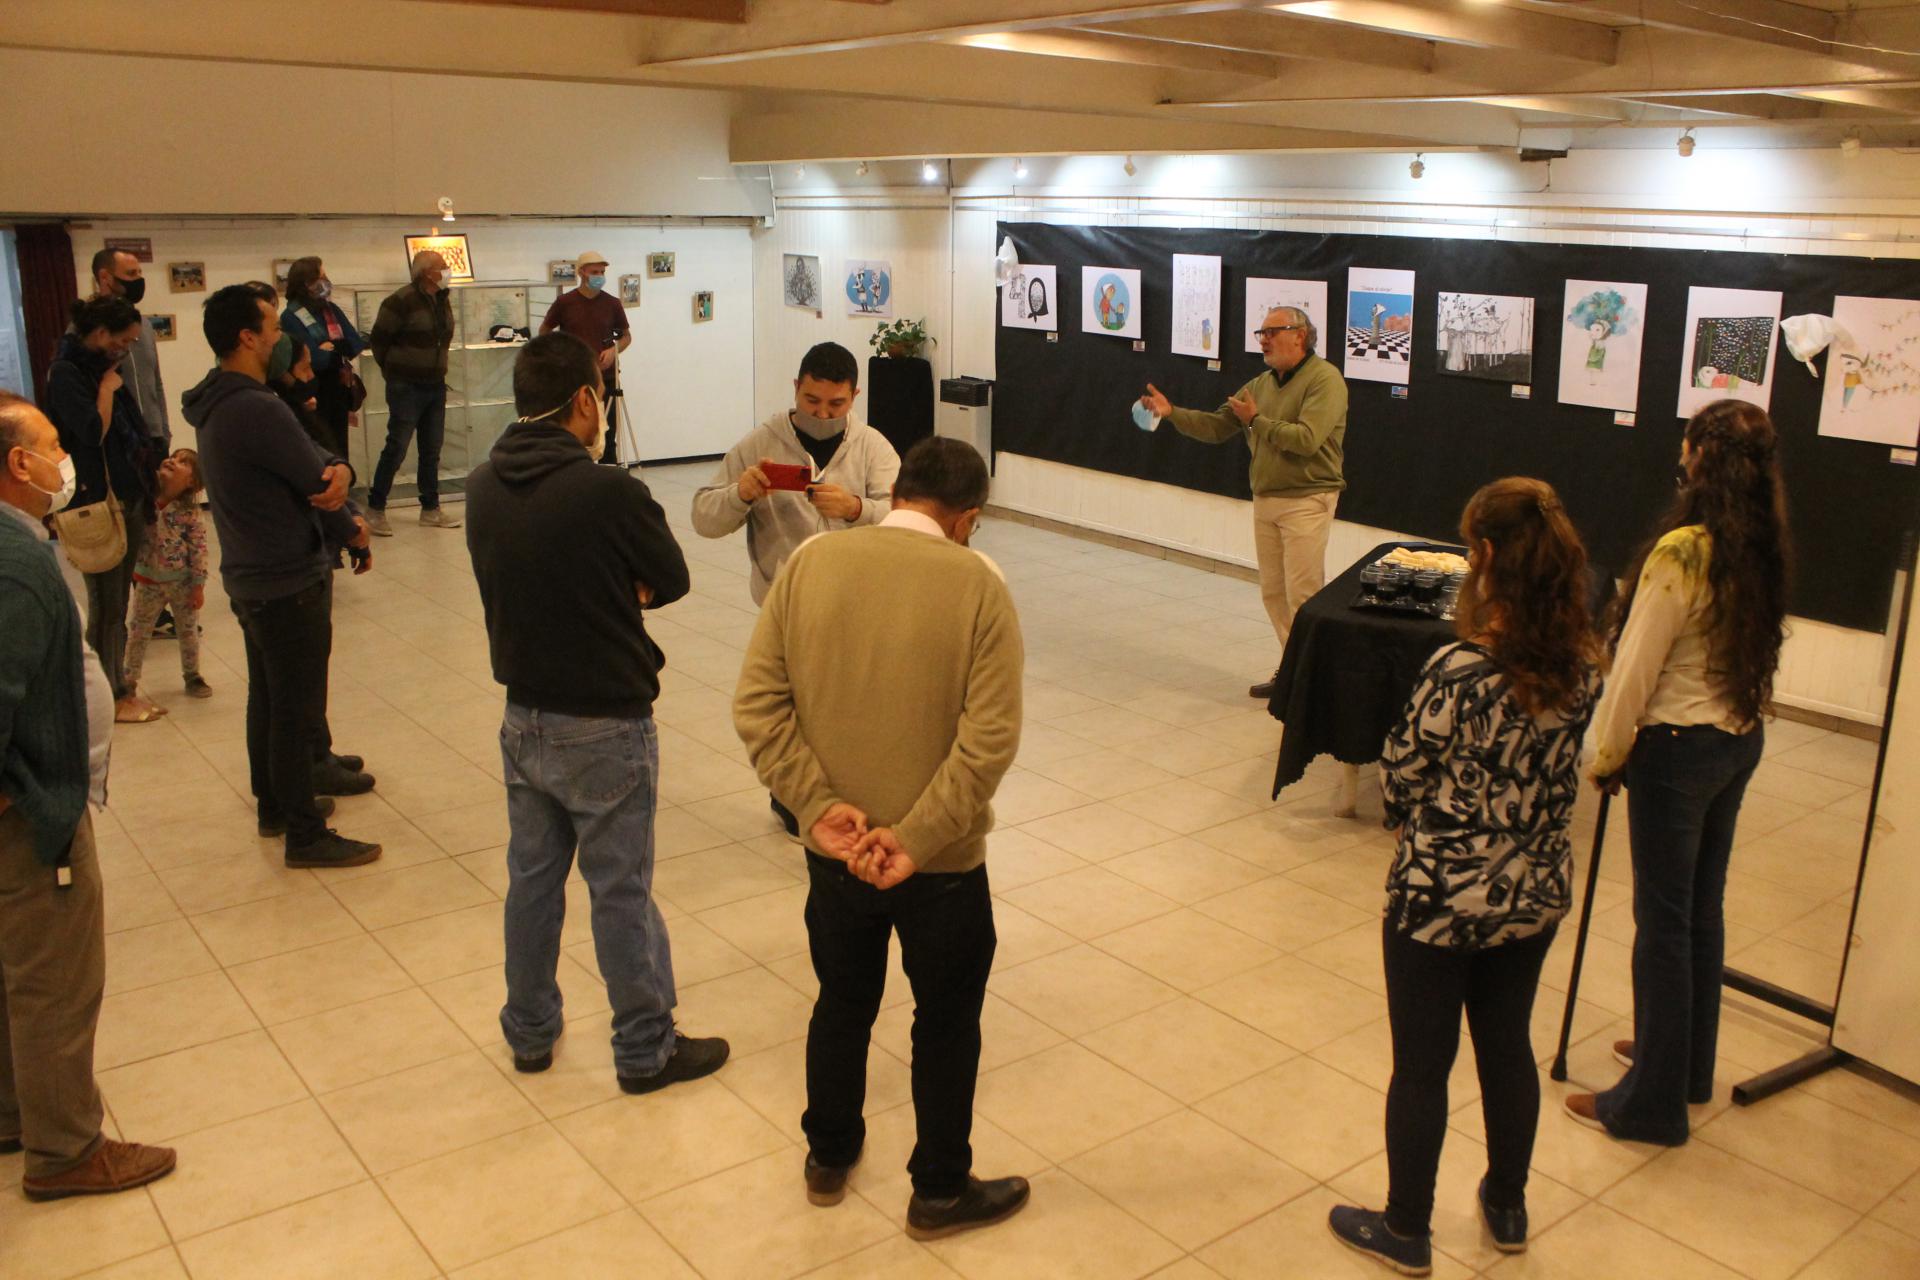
[1677,285,1782,417]
[1436,293,1534,383]
[1818,294,1920,446]
[1344,268,1415,384]
[1559,279,1647,413]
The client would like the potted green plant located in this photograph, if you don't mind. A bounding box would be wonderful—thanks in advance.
[870,318,935,359]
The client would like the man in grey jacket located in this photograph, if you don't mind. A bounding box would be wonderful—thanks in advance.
[87,249,169,450]
[692,343,900,606]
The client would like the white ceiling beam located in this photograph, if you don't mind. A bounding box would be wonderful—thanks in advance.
[948,29,1284,78]
[639,0,1271,66]
[1265,0,1617,65]
[1465,96,1634,122]
[1082,11,1435,72]
[1623,92,1828,121]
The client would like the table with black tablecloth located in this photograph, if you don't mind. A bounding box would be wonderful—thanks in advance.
[1266,541,1460,799]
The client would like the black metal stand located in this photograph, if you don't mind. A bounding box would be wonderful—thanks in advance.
[1549,790,1611,1083]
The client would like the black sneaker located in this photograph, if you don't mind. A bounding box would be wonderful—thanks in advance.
[805,1149,862,1207]
[617,1032,730,1095]
[313,763,376,796]
[514,1051,553,1074]
[328,752,366,774]
[285,831,383,869]
[906,1176,1031,1241]
[1328,1205,1432,1276]
[1249,668,1281,700]
[259,797,335,838]
[1477,1177,1527,1253]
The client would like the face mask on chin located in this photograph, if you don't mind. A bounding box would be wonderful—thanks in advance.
[794,411,848,442]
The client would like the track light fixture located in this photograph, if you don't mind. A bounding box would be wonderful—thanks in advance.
[1014,157,1029,180]
[436,196,456,223]
[1409,154,1425,180]
[1841,132,1863,157]
[1123,155,1137,177]
[922,160,939,182]
[856,160,869,176]
[1677,129,1696,158]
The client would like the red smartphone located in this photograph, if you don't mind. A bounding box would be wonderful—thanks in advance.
[763,462,813,492]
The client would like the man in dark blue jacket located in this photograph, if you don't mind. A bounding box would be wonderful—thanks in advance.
[465,332,727,1094]
[182,285,381,870]
[0,391,177,1200]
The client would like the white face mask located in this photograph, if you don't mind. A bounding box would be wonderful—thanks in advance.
[438,270,454,290]
[20,449,77,513]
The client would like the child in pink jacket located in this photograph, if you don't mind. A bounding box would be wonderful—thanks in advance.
[124,448,211,704]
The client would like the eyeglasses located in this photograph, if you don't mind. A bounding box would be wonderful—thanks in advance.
[1253,325,1306,339]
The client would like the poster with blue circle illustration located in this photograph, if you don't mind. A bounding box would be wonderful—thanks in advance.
[843,259,893,318]
[1080,266,1142,339]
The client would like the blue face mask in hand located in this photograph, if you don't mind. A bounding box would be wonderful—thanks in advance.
[1131,400,1160,433]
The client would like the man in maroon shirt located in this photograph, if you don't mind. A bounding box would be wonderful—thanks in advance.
[540,251,632,463]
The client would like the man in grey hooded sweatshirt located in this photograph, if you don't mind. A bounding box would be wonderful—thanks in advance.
[692,342,899,606]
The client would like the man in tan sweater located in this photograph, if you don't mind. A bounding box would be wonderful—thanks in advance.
[734,437,1028,1240]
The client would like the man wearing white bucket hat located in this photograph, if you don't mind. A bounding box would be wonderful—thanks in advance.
[540,251,632,464]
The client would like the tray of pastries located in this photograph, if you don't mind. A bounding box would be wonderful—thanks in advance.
[1354,544,1470,620]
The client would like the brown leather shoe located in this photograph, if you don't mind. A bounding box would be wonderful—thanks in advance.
[1613,1039,1635,1069]
[1562,1093,1607,1133]
[22,1139,177,1201]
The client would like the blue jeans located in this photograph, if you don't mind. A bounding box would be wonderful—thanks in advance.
[498,704,676,1075]
[370,377,446,511]
[1596,723,1763,1145]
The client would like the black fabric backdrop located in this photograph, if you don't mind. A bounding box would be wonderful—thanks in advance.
[993,221,1920,633]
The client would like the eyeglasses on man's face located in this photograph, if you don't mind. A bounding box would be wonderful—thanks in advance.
[1253,325,1306,340]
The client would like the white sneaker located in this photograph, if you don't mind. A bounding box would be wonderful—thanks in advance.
[365,509,393,537]
[419,507,463,529]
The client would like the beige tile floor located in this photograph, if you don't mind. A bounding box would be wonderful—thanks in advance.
[7,462,1918,1279]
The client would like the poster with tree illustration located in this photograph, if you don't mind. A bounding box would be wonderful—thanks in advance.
[1818,295,1920,446]
[1676,285,1781,418]
[1557,280,1647,413]
[783,254,821,310]
[1435,292,1534,383]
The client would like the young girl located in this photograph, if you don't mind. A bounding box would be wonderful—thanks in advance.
[123,448,210,705]
[1567,399,1790,1146]
[1330,478,1601,1274]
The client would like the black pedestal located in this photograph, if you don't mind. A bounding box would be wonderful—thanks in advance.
[866,355,935,457]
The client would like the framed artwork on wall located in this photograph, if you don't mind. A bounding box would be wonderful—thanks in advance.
[548,259,577,286]
[167,262,206,293]
[649,252,676,277]
[272,259,295,295]
[148,314,176,341]
[404,233,475,281]
[619,274,643,305]
[693,290,714,322]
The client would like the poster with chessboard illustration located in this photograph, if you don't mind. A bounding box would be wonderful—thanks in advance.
[1344,268,1415,385]
[1676,285,1781,418]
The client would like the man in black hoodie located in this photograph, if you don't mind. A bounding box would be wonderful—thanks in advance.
[181,286,381,870]
[466,333,727,1094]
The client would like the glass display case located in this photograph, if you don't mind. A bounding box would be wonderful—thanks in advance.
[344,280,560,502]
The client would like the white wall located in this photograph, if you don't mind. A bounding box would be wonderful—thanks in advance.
[748,194,952,426]
[0,48,767,220]
[762,147,1920,724]
[74,216,756,465]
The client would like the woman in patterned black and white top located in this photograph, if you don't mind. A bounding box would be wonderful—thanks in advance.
[1331,478,1601,1275]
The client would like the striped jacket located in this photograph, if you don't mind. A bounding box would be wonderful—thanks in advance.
[368,281,453,384]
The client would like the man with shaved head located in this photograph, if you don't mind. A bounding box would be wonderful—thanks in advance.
[1140,304,1349,699]
[366,249,459,535]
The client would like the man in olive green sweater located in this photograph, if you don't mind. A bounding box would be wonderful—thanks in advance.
[1142,304,1349,698]
[734,437,1030,1240]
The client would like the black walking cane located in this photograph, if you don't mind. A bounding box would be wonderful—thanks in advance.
[1549,789,1613,1082]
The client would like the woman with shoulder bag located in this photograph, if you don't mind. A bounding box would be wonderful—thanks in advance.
[281,257,368,460]
[1566,399,1790,1146]
[47,295,162,723]
[1330,478,1602,1275]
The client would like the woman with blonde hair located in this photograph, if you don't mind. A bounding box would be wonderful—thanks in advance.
[1567,399,1790,1146]
[1331,477,1601,1274]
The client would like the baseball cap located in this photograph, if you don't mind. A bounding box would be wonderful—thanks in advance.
[576,250,609,271]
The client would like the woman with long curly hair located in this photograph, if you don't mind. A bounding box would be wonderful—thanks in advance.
[1331,477,1601,1274]
[1566,398,1790,1146]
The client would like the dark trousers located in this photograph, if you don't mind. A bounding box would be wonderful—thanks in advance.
[84,515,143,700]
[312,571,338,765]
[1383,920,1557,1238]
[370,377,446,511]
[599,383,621,465]
[802,852,995,1198]
[1597,723,1764,1145]
[311,371,353,460]
[231,580,332,844]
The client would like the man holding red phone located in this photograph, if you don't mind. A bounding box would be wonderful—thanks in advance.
[693,342,900,607]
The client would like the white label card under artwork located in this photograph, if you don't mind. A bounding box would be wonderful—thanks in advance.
[1344,268,1416,385]
[1559,280,1648,414]
[1170,253,1223,358]
[1614,411,1637,427]
[1000,264,1058,332]
[1676,285,1782,418]
[1081,266,1143,340]
[1818,296,1920,447]
[1246,278,1329,357]
[1893,448,1917,465]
